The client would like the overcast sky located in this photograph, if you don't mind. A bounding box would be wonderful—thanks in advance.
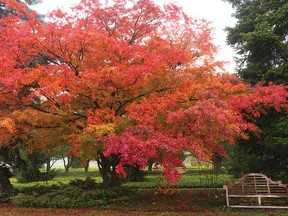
[31,0,236,73]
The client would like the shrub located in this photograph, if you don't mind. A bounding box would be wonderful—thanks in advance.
[0,188,18,203]
[69,177,99,190]
[125,165,145,182]
[12,177,142,208]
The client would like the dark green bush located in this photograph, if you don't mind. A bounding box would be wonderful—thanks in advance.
[69,177,99,190]
[12,177,142,208]
[125,165,145,182]
[16,168,57,183]
[40,169,57,181]
[18,184,61,196]
[0,188,18,203]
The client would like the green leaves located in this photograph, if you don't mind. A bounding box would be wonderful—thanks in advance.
[226,0,288,85]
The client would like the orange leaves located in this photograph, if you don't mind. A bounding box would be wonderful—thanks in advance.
[87,108,116,125]
[0,117,15,133]
[127,93,177,125]
[57,93,73,106]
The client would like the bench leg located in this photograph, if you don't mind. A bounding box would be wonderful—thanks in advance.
[226,196,230,207]
[258,196,261,206]
[225,190,230,207]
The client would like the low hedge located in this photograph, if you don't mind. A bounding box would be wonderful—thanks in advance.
[12,177,143,208]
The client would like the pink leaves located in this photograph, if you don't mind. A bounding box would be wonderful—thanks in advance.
[253,82,288,111]
[230,82,288,115]
[102,125,184,184]
[102,126,157,177]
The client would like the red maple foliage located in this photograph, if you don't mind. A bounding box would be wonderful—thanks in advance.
[0,0,287,185]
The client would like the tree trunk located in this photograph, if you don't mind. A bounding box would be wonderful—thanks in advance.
[63,155,74,172]
[0,165,13,195]
[97,152,120,186]
[46,158,51,173]
[0,175,13,195]
[84,159,90,172]
[212,154,222,174]
[148,159,154,172]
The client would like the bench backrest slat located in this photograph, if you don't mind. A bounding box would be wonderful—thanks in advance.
[225,173,288,195]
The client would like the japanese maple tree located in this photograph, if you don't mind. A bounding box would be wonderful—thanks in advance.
[0,0,287,185]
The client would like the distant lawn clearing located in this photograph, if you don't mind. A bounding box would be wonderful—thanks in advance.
[11,166,234,189]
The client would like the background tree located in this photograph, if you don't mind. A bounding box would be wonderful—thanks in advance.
[225,0,288,85]
[224,0,288,181]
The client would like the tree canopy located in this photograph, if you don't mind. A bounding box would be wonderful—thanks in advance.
[0,0,287,185]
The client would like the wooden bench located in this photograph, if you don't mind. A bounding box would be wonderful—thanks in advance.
[223,173,288,209]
